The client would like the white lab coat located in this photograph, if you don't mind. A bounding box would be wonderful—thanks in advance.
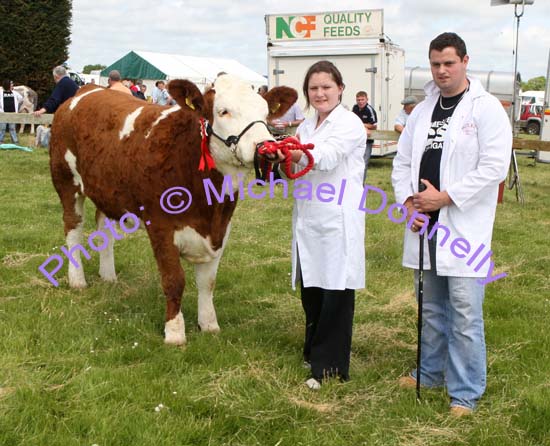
[290,104,367,290]
[392,77,512,277]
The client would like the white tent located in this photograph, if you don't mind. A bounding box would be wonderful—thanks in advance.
[99,50,267,93]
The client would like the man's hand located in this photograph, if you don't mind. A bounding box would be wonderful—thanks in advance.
[412,179,452,213]
[404,196,429,233]
[33,108,46,117]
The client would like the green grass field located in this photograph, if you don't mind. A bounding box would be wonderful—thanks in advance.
[1,135,549,446]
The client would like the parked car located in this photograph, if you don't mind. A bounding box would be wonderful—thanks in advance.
[68,71,85,87]
[518,103,543,135]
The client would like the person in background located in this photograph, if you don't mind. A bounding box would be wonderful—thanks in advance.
[0,80,23,144]
[152,80,171,105]
[394,95,418,134]
[271,60,366,390]
[352,91,377,181]
[391,32,512,417]
[135,83,146,100]
[269,100,305,135]
[33,66,79,116]
[106,71,132,95]
[133,79,143,95]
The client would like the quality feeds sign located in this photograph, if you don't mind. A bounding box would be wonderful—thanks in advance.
[266,10,383,42]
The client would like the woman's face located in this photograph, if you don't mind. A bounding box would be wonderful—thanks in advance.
[307,72,343,117]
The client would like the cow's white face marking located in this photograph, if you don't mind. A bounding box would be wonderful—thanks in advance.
[119,106,145,139]
[209,75,271,172]
[64,150,84,193]
[173,227,220,264]
[146,105,181,138]
[69,87,101,110]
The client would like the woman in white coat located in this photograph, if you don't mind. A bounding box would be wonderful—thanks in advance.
[281,61,367,389]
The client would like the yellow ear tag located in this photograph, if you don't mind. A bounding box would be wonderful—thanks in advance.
[185,97,196,110]
[270,102,281,114]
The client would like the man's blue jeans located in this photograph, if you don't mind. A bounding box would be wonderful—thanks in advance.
[411,235,486,410]
[0,123,19,143]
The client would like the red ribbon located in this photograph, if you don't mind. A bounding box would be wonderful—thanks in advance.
[199,118,216,171]
[257,136,315,180]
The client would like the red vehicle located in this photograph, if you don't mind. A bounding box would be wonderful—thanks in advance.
[518,103,543,135]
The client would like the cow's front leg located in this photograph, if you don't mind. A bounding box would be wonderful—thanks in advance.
[195,255,222,333]
[195,224,231,333]
[149,230,187,345]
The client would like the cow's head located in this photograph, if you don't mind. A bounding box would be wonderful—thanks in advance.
[168,75,297,175]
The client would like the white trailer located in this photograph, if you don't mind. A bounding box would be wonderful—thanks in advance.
[265,10,404,157]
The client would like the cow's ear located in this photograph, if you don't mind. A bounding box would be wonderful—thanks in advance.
[168,80,205,113]
[202,89,215,123]
[264,86,298,120]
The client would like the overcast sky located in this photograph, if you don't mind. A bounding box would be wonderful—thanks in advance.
[68,0,550,82]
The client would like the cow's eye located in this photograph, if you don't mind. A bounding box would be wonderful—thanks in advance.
[218,109,230,117]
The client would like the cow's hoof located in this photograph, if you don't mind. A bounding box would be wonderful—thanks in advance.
[100,274,117,283]
[164,312,186,346]
[69,279,87,289]
[198,322,220,333]
[164,333,187,346]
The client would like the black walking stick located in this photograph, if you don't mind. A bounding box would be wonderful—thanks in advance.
[416,182,427,401]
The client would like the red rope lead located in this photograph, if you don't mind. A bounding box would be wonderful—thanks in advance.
[257,136,315,180]
[198,118,216,171]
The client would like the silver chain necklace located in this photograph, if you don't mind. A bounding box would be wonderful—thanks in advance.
[439,87,468,110]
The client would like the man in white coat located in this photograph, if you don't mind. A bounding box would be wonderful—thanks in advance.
[391,33,512,416]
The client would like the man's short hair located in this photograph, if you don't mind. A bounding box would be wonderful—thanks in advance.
[52,66,67,78]
[155,80,165,87]
[356,91,367,98]
[401,95,418,105]
[108,70,121,82]
[429,32,467,60]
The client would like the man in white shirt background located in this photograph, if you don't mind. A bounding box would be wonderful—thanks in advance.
[394,95,418,134]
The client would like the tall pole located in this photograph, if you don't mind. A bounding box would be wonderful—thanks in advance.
[511,1,525,132]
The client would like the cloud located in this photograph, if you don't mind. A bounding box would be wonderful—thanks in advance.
[69,1,550,81]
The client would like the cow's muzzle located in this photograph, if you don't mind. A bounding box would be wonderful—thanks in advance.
[207,120,271,150]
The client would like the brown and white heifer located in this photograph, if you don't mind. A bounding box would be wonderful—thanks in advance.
[49,75,296,345]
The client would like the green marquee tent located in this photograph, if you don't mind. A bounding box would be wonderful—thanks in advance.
[100,50,266,91]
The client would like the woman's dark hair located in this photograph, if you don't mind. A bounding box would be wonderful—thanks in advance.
[302,60,345,108]
[2,79,12,90]
[429,32,467,60]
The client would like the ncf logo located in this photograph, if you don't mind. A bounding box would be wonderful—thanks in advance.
[275,16,316,39]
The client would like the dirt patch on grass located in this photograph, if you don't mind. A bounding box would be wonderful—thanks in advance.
[0,387,15,398]
[288,395,335,413]
[379,290,416,314]
[2,252,43,267]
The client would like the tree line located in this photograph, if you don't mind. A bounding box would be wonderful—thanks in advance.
[0,0,71,104]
